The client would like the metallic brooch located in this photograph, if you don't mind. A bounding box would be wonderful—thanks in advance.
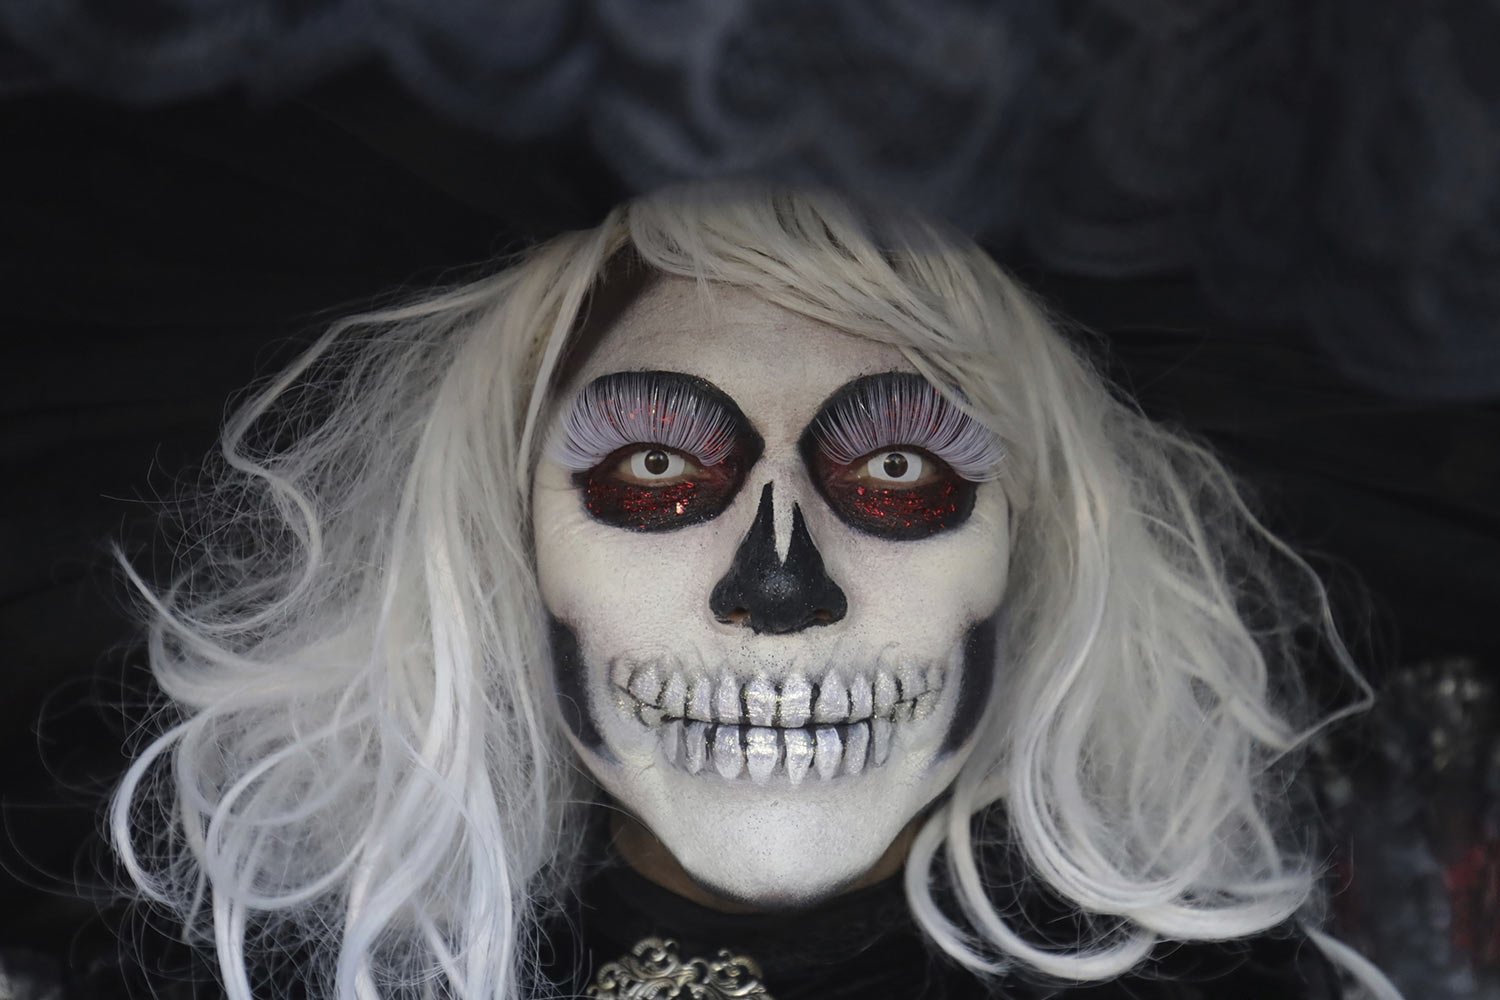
[586,936,774,999]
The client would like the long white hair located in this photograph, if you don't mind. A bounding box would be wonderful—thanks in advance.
[112,184,1395,998]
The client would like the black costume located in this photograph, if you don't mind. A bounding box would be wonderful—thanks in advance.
[552,832,1342,998]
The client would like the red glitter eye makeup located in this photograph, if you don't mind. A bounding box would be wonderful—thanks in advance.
[800,373,1000,540]
[806,446,977,540]
[556,371,763,532]
[579,445,749,531]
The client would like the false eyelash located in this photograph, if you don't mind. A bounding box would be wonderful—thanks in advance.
[552,373,739,472]
[813,375,1005,482]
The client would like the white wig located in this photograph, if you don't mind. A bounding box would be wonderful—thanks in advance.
[112,184,1393,998]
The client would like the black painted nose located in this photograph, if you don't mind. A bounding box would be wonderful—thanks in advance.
[710,483,848,634]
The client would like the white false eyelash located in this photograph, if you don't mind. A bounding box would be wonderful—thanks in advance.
[814,378,1006,482]
[552,373,738,472]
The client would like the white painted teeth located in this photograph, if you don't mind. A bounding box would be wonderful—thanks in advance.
[844,721,869,776]
[713,726,743,779]
[814,670,848,723]
[684,721,708,774]
[687,677,712,722]
[745,676,776,727]
[715,678,741,724]
[612,661,945,780]
[897,663,923,701]
[779,675,812,727]
[814,726,842,780]
[849,674,873,720]
[873,672,897,717]
[871,718,893,766]
[745,726,779,783]
[660,673,687,719]
[628,664,661,705]
[658,720,884,781]
[784,729,813,785]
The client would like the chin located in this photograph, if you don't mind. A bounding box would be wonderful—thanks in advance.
[576,684,974,909]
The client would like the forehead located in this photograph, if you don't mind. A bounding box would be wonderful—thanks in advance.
[571,276,914,432]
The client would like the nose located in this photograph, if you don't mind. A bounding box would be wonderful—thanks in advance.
[710,483,848,634]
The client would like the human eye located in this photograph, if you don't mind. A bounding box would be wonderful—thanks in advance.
[856,449,938,487]
[800,373,1003,541]
[809,445,972,540]
[551,372,763,532]
[617,447,694,484]
[577,442,741,531]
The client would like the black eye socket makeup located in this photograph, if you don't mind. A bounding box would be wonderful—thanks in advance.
[553,370,764,532]
[799,372,1005,540]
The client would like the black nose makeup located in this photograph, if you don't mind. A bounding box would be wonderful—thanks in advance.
[710,483,848,635]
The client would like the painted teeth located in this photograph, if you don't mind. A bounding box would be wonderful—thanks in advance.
[778,675,812,727]
[615,664,939,725]
[873,672,897,717]
[660,673,688,719]
[683,721,708,774]
[897,663,924,700]
[849,673,873,720]
[715,677,741,723]
[613,661,946,779]
[871,718,893,766]
[661,719,682,763]
[713,725,743,779]
[627,664,662,705]
[687,677,713,722]
[813,670,848,723]
[784,729,813,785]
[814,726,842,780]
[745,726,780,783]
[843,721,870,776]
[656,720,886,781]
[745,676,776,727]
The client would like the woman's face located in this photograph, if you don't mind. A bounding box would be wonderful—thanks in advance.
[532,276,1012,905]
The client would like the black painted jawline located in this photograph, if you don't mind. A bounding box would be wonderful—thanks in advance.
[548,614,612,758]
[940,612,1000,756]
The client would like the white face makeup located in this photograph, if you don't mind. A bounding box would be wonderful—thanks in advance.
[532,277,1012,906]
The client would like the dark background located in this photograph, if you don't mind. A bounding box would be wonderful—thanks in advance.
[1,4,1497,996]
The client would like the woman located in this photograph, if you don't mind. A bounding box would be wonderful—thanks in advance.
[113,184,1397,998]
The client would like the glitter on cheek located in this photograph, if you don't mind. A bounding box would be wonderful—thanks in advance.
[849,481,964,533]
[584,479,701,531]
[578,456,742,532]
[808,450,978,540]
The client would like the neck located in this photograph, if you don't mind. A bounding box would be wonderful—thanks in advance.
[608,808,921,914]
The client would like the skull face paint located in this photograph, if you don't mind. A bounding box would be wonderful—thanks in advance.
[532,277,1012,906]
